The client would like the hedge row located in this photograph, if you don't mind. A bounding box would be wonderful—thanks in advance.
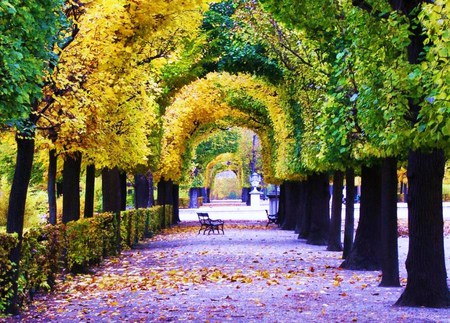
[0,205,172,313]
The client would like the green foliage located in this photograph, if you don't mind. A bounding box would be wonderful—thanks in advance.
[65,219,104,272]
[0,233,17,312]
[0,0,67,124]
[20,225,63,298]
[202,0,283,83]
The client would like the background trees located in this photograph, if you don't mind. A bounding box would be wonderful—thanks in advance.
[1,0,449,312]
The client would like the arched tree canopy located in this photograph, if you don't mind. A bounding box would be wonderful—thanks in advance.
[159,71,300,184]
[204,152,244,190]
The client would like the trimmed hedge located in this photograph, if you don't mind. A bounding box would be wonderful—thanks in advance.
[0,205,172,313]
[0,233,18,313]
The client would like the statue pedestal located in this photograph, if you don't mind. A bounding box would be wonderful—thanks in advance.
[250,189,262,207]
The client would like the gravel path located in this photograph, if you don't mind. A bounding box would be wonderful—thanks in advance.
[7,221,450,322]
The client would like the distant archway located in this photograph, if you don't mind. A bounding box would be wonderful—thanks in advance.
[158,72,297,184]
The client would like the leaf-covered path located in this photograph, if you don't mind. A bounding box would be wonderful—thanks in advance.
[11,221,450,322]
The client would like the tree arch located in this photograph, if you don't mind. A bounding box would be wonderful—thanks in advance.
[159,72,296,183]
[204,153,244,190]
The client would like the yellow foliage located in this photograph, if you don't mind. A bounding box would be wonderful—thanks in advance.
[38,0,210,172]
[159,72,296,183]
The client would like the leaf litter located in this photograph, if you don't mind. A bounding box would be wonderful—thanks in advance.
[5,220,450,322]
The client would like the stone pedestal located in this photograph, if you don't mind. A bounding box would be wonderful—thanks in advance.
[250,190,262,207]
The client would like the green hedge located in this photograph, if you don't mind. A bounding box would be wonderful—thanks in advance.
[0,233,18,313]
[0,205,173,314]
[121,205,173,249]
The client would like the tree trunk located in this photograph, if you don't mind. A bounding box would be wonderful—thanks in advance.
[102,167,122,214]
[281,181,302,230]
[6,134,35,315]
[327,171,343,251]
[206,188,211,203]
[172,184,180,224]
[134,173,149,209]
[84,164,95,218]
[298,179,311,239]
[341,164,381,270]
[307,173,330,246]
[395,150,449,307]
[157,179,174,206]
[62,152,82,224]
[343,168,355,259]
[47,149,57,225]
[294,181,308,234]
[242,187,250,205]
[120,172,127,211]
[379,157,400,287]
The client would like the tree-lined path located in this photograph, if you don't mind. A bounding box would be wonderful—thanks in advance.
[12,221,450,322]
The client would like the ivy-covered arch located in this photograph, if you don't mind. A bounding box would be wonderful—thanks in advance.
[159,72,297,183]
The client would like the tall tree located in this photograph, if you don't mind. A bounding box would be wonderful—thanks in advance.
[1,0,69,314]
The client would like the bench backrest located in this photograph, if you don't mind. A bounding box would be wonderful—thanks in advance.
[197,213,211,224]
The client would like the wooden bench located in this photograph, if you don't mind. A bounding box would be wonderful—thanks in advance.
[197,213,224,235]
[265,210,279,227]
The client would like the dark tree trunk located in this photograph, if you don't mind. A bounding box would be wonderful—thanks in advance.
[199,187,207,204]
[307,173,330,246]
[343,168,355,259]
[157,179,174,206]
[298,179,311,239]
[134,173,149,209]
[120,172,127,211]
[84,164,95,218]
[281,181,302,230]
[147,172,154,207]
[62,152,82,224]
[102,167,122,214]
[379,157,400,287]
[206,188,211,203]
[172,184,180,224]
[294,181,308,234]
[341,164,381,270]
[328,171,343,251]
[6,134,35,315]
[242,187,250,205]
[276,183,286,226]
[157,179,173,228]
[47,149,57,225]
[395,150,449,307]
